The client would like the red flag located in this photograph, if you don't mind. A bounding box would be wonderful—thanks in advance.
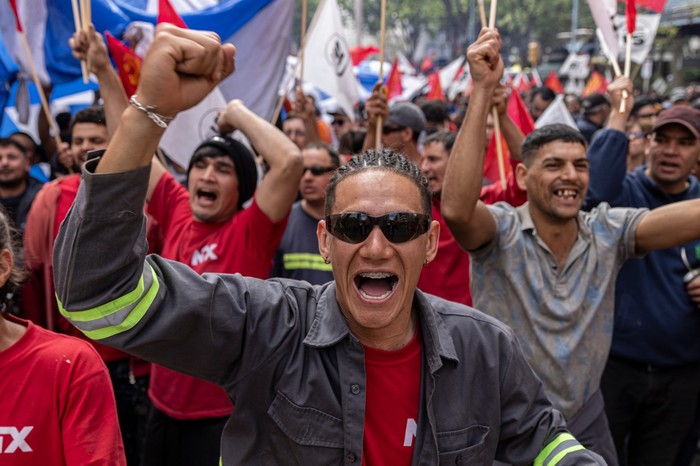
[483,90,536,182]
[8,0,23,31]
[583,70,608,96]
[507,89,536,136]
[544,71,565,94]
[514,72,531,94]
[157,0,187,28]
[426,71,445,101]
[105,32,142,97]
[626,0,637,34]
[350,46,380,66]
[385,56,403,101]
[624,0,666,13]
[420,56,434,74]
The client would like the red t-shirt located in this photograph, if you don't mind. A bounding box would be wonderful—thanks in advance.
[362,327,421,466]
[417,198,472,305]
[0,314,125,465]
[146,173,288,419]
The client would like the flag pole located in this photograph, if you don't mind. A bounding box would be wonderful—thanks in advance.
[71,0,89,83]
[620,32,632,113]
[483,0,506,190]
[299,0,308,90]
[17,34,62,148]
[375,0,387,151]
[477,0,487,30]
[79,0,91,83]
[9,0,62,148]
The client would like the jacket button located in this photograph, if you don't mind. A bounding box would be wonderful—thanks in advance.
[455,455,463,465]
[346,452,356,462]
[350,384,360,395]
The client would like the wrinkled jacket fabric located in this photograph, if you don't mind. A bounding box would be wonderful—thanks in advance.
[53,160,605,465]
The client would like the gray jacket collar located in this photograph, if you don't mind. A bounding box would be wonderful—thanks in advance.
[303,282,459,372]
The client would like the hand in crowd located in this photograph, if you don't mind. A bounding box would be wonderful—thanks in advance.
[217,99,246,134]
[607,76,634,116]
[364,82,389,127]
[491,84,508,115]
[686,274,700,309]
[467,28,504,90]
[294,89,316,121]
[136,24,236,119]
[69,24,110,75]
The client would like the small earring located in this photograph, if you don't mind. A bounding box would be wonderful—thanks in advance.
[423,259,429,267]
[324,257,331,264]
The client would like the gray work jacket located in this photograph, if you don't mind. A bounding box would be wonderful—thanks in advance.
[53,160,605,465]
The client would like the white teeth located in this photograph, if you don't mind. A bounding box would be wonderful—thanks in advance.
[359,289,393,300]
[360,272,393,279]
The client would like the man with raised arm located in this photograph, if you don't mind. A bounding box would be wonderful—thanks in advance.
[53,25,605,465]
[441,28,700,465]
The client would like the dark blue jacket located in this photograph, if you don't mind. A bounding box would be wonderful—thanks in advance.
[585,128,700,366]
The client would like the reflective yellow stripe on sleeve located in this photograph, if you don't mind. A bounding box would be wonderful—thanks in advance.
[283,253,332,271]
[56,263,160,340]
[534,433,583,466]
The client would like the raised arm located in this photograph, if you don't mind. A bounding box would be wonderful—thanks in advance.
[479,85,528,207]
[294,89,322,145]
[441,28,503,251]
[635,198,700,254]
[69,25,128,139]
[218,100,303,221]
[95,25,236,176]
[493,85,525,162]
[584,76,633,209]
[361,83,389,152]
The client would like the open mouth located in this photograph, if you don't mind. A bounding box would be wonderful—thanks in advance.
[553,188,579,201]
[354,272,398,300]
[196,189,218,202]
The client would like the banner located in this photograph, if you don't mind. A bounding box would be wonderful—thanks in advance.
[0,0,293,126]
[300,0,358,120]
[588,0,620,62]
[613,13,661,64]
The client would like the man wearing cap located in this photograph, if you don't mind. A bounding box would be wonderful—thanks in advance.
[328,106,355,147]
[585,80,700,465]
[576,93,611,143]
[363,87,426,163]
[140,98,302,465]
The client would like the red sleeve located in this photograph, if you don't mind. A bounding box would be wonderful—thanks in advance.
[235,199,289,277]
[479,160,528,207]
[147,172,191,237]
[61,345,126,466]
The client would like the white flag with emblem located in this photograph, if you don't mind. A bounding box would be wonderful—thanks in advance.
[299,0,358,120]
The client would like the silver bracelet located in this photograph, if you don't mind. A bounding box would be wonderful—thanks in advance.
[129,95,175,129]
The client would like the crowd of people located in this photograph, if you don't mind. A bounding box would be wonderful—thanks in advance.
[2,21,700,466]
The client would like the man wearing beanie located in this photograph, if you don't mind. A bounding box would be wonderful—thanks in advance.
[142,99,303,466]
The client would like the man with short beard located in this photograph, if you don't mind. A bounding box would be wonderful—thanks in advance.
[0,138,42,237]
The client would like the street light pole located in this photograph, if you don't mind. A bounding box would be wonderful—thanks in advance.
[570,0,579,53]
[355,0,363,46]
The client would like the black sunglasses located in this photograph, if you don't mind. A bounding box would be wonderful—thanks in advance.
[382,126,405,135]
[325,211,430,244]
[303,165,336,176]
